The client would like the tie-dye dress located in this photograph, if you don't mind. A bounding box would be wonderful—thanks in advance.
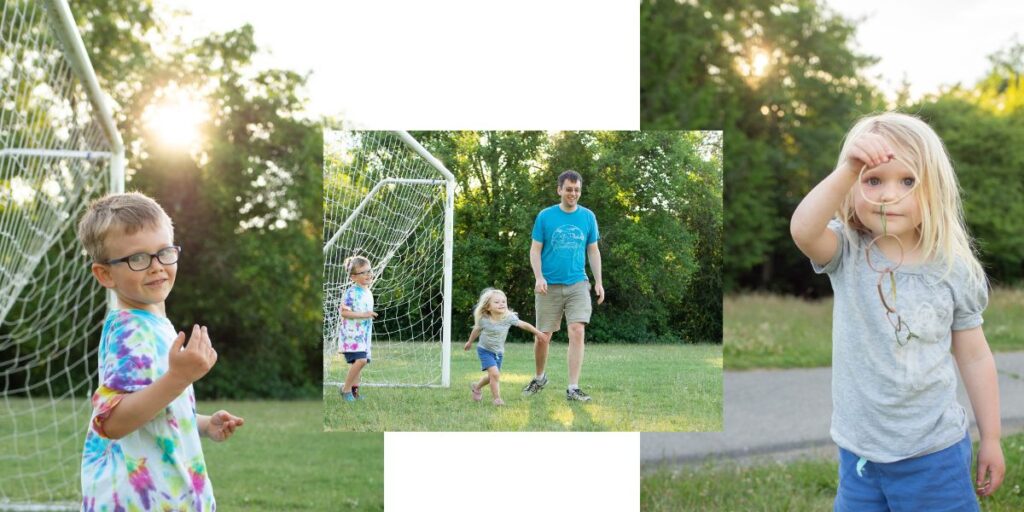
[81,309,215,511]
[339,284,373,357]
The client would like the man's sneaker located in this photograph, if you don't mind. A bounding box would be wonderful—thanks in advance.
[522,374,548,396]
[566,388,591,402]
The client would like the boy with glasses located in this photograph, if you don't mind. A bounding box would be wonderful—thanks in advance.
[77,192,243,511]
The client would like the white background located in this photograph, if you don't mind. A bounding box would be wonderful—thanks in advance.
[387,433,640,511]
[163,0,640,129]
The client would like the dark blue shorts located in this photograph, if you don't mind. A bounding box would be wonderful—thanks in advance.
[344,351,369,364]
[476,347,502,371]
[834,432,978,512]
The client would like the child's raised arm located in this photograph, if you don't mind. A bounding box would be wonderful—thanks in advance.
[463,326,482,351]
[516,320,549,341]
[790,132,895,266]
[100,325,216,439]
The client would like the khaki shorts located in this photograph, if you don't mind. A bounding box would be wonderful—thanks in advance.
[535,280,592,333]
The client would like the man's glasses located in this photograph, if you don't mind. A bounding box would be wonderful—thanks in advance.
[103,246,181,271]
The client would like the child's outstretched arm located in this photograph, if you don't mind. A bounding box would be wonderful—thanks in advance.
[198,410,245,442]
[340,304,377,319]
[952,326,1005,497]
[517,321,550,341]
[101,325,217,439]
[463,326,482,351]
[790,132,895,265]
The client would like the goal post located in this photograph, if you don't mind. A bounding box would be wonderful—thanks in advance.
[323,130,454,388]
[1,0,124,509]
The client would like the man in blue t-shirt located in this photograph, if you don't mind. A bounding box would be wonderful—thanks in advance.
[523,170,604,402]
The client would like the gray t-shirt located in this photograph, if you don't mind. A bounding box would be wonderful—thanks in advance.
[476,312,520,355]
[813,219,987,463]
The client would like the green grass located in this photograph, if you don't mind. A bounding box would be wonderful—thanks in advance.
[641,431,1024,511]
[325,342,723,431]
[725,287,1024,370]
[1,399,383,511]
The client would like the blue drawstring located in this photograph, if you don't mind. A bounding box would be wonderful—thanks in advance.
[856,457,868,477]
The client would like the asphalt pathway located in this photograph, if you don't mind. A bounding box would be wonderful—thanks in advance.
[642,351,1024,466]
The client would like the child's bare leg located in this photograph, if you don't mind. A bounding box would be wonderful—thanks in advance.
[486,366,501,401]
[342,359,367,392]
[474,373,491,392]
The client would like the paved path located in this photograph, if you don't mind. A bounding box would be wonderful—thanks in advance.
[642,351,1024,466]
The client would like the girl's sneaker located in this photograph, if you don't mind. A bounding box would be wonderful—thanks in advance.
[470,383,482,402]
[492,398,505,406]
[341,390,356,402]
[353,386,364,400]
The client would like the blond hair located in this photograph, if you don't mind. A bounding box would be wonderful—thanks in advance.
[77,192,173,262]
[836,112,985,284]
[472,288,513,326]
[343,256,372,275]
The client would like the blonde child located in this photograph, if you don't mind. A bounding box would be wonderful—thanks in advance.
[790,112,1004,510]
[77,192,243,511]
[338,256,377,402]
[463,288,548,406]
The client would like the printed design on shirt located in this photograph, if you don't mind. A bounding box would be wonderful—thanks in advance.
[893,285,955,390]
[550,224,586,251]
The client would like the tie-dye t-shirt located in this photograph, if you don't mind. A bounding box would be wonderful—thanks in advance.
[339,285,373,355]
[81,309,215,511]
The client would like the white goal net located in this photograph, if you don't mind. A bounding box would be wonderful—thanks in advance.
[1,0,123,509]
[323,131,453,388]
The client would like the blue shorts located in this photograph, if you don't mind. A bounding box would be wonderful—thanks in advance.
[834,432,978,512]
[476,347,502,371]
[344,351,369,364]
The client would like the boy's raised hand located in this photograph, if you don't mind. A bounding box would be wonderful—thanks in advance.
[205,410,244,442]
[167,325,217,386]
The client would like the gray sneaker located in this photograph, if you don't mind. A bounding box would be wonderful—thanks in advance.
[566,388,591,402]
[522,374,548,396]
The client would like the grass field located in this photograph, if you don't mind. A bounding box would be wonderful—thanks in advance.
[641,430,1024,511]
[724,287,1024,370]
[324,342,723,431]
[1,399,383,511]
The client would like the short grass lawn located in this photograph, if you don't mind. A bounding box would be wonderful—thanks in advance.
[0,399,383,511]
[725,287,1024,370]
[324,342,723,432]
[641,431,1024,511]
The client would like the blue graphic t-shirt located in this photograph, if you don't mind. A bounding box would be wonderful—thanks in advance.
[531,204,600,285]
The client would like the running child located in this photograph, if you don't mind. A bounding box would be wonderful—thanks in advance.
[464,288,549,406]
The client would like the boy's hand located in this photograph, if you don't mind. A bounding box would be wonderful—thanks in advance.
[843,132,894,173]
[976,438,1005,497]
[463,340,472,351]
[205,410,244,442]
[167,325,217,386]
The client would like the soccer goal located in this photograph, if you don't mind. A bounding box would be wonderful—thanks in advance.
[1,0,124,509]
[323,131,454,388]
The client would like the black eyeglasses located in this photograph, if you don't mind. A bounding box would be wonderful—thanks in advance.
[103,246,181,271]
